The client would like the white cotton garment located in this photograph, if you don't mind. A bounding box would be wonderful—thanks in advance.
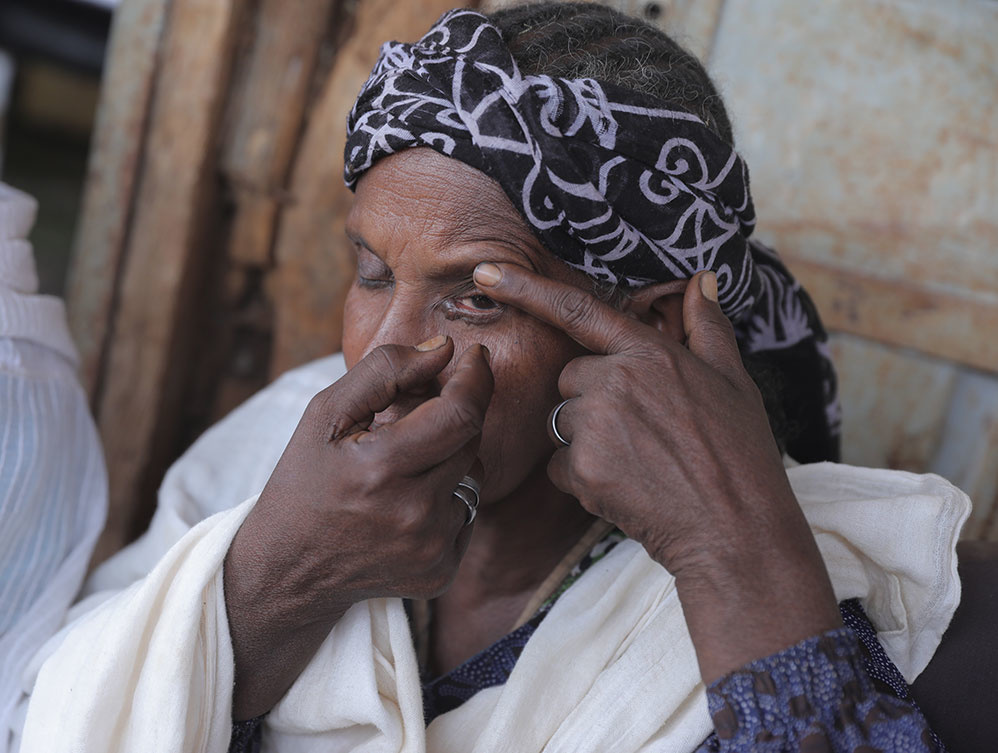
[13,345,971,753]
[0,184,107,753]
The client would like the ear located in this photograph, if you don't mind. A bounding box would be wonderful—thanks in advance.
[619,280,689,345]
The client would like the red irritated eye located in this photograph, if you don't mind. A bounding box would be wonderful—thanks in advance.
[458,294,499,311]
[441,292,504,322]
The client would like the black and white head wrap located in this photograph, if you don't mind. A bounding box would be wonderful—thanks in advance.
[344,9,840,462]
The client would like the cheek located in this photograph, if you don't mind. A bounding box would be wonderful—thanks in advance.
[342,287,377,369]
[475,319,583,497]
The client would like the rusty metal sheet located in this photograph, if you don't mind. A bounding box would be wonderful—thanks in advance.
[790,256,998,373]
[828,332,998,542]
[709,0,998,369]
[828,333,957,473]
[930,369,998,541]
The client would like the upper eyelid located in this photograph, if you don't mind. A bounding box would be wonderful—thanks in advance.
[347,235,513,301]
[443,278,479,298]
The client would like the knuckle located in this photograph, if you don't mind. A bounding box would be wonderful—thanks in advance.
[369,343,406,374]
[442,397,484,434]
[554,288,600,333]
[410,528,446,569]
[701,317,736,347]
[603,372,631,403]
[568,449,599,489]
[590,399,618,430]
[305,385,336,418]
[355,458,388,496]
[740,374,767,404]
[302,389,340,440]
[358,345,407,398]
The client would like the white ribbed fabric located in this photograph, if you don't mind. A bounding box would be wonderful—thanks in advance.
[0,184,107,753]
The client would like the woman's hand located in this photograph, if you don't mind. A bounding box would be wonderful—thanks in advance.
[473,263,841,682]
[224,337,493,718]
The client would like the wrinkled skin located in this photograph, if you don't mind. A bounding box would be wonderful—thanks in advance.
[224,149,840,720]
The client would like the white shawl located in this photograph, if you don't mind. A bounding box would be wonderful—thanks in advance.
[15,356,970,753]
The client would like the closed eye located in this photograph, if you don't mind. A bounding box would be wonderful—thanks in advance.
[356,274,392,289]
[352,242,393,290]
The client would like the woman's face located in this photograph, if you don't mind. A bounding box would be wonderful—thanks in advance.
[342,148,590,503]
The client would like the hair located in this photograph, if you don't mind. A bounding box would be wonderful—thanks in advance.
[488,2,733,144]
[486,2,794,451]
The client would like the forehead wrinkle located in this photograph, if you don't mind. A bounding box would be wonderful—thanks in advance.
[426,189,551,275]
[349,148,553,274]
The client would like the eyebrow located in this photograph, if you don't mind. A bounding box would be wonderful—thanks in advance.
[344,229,540,280]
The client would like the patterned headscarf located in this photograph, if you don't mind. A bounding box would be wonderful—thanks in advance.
[344,9,840,462]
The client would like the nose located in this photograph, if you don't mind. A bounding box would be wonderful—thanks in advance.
[359,286,436,359]
[359,288,444,425]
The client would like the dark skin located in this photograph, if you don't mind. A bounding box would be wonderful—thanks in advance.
[223,148,841,720]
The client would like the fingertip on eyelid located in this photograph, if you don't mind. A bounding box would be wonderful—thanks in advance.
[474,263,502,287]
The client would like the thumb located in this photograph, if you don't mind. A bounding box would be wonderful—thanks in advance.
[683,272,744,383]
[316,336,456,440]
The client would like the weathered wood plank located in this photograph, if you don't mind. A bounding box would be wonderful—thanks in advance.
[269,0,470,377]
[65,0,172,400]
[90,0,245,565]
[220,0,337,267]
[788,256,998,374]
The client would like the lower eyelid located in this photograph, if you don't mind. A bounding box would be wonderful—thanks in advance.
[442,298,504,322]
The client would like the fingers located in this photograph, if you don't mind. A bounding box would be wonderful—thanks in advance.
[683,272,746,385]
[374,344,495,473]
[546,448,576,497]
[558,355,605,398]
[316,338,455,440]
[474,262,645,355]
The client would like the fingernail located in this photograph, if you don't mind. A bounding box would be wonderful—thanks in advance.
[699,271,718,303]
[474,262,502,287]
[480,344,491,365]
[416,334,447,352]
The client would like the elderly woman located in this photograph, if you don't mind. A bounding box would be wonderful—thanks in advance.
[16,3,972,752]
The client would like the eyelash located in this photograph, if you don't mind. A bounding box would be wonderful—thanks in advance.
[354,272,504,324]
[356,274,391,290]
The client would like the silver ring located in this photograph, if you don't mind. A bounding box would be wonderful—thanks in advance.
[550,399,572,447]
[453,475,480,525]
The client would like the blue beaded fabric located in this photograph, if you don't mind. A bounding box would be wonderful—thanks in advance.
[421,617,538,722]
[702,622,943,752]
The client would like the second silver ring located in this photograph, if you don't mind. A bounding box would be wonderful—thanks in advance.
[550,398,573,447]
[453,475,481,525]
